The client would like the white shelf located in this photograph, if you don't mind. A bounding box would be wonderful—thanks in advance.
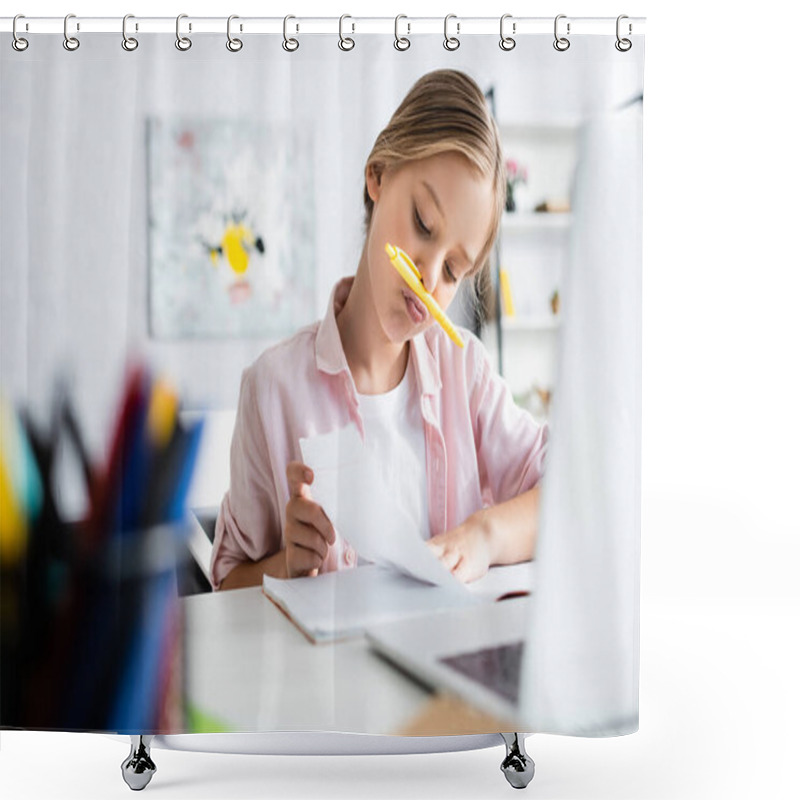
[499,315,560,332]
[490,117,574,392]
[501,212,572,230]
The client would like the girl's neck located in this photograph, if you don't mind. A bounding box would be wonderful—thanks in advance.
[336,254,408,395]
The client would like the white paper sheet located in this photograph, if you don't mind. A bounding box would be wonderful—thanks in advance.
[299,424,464,590]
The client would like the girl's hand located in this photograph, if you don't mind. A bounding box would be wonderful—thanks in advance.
[284,461,336,578]
[426,513,493,583]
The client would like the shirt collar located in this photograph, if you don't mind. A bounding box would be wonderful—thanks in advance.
[409,330,442,396]
[314,276,441,396]
[314,277,353,376]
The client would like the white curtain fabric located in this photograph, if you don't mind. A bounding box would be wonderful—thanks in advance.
[1,30,644,736]
[520,101,643,735]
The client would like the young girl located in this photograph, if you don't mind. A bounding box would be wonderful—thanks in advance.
[210,69,548,592]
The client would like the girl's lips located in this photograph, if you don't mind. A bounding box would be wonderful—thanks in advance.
[403,289,428,324]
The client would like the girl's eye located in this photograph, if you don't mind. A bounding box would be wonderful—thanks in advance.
[415,207,458,283]
[414,207,430,236]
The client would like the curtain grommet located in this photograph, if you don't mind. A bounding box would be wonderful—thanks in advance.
[12,14,29,51]
[499,14,516,51]
[175,14,192,51]
[615,15,632,51]
[394,15,410,51]
[553,14,570,52]
[63,13,80,51]
[283,15,299,52]
[121,14,138,51]
[444,14,460,51]
[338,15,355,51]
[226,15,243,52]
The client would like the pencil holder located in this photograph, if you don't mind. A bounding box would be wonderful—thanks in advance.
[1,518,192,734]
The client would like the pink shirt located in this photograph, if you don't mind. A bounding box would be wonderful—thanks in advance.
[210,277,549,590]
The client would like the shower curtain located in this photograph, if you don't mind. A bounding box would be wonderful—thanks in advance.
[1,18,645,740]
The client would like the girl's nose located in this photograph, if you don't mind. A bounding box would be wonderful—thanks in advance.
[417,259,441,294]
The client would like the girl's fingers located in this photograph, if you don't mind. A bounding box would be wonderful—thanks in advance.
[286,461,314,497]
[288,496,335,544]
[286,541,324,575]
[428,536,460,570]
[440,547,461,571]
[452,556,472,583]
[426,539,444,557]
[288,521,330,561]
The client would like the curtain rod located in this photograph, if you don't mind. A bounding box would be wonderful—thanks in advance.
[1,16,646,37]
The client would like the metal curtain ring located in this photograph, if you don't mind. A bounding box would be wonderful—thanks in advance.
[283,15,299,52]
[63,13,80,51]
[338,15,355,51]
[12,14,29,51]
[122,14,139,51]
[444,14,460,51]
[394,15,410,50]
[499,14,515,51]
[553,14,570,52]
[176,14,192,51]
[227,15,243,52]
[615,15,632,51]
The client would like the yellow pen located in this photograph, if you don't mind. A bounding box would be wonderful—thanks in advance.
[146,376,179,448]
[384,242,464,348]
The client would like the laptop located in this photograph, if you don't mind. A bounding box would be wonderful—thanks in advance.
[365,593,530,725]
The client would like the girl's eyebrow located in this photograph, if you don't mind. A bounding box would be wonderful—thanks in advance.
[421,181,477,269]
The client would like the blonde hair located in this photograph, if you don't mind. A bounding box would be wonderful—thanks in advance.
[362,69,506,295]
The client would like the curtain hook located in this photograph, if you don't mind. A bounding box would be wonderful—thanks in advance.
[553,14,570,52]
[338,14,355,51]
[226,15,243,52]
[500,14,516,51]
[615,15,632,51]
[12,14,29,52]
[283,15,299,52]
[443,14,460,51]
[63,13,80,51]
[176,14,192,51]
[394,14,410,51]
[122,14,139,51]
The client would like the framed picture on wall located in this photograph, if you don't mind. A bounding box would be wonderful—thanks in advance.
[146,117,316,339]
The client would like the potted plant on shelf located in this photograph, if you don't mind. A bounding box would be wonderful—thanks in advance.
[505,158,528,212]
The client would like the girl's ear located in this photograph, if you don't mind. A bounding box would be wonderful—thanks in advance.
[366,162,383,202]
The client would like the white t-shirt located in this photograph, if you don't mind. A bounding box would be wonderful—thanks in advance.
[355,362,429,542]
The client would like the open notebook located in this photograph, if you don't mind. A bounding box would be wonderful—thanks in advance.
[262,561,535,643]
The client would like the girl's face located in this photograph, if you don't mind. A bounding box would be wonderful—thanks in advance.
[364,152,494,345]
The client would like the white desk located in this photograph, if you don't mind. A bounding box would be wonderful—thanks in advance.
[183,585,432,734]
[180,585,519,735]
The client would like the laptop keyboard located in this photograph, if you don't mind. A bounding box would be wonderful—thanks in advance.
[439,641,524,704]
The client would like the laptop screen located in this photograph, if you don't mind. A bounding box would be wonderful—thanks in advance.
[439,641,524,705]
